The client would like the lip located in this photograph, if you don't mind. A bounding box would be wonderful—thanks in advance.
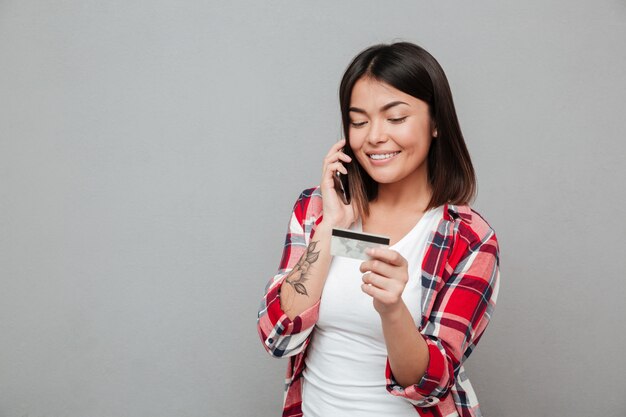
[366,151,401,166]
[366,151,401,155]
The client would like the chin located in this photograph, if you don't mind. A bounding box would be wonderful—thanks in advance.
[368,173,399,184]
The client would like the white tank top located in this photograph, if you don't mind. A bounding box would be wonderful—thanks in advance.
[302,205,444,417]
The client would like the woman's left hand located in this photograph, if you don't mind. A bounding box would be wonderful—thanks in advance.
[359,247,409,316]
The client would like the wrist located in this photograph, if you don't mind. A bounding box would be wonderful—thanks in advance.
[320,217,354,230]
[317,220,335,232]
[378,301,407,323]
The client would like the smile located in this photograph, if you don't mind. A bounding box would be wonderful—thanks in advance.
[368,151,400,160]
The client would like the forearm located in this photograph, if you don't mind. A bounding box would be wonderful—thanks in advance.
[280,221,333,320]
[380,302,429,388]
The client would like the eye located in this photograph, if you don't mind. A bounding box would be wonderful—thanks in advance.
[350,121,367,128]
[388,116,408,124]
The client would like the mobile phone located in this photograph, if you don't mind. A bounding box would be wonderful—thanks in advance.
[333,170,351,205]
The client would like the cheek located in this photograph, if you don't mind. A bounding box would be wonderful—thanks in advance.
[348,141,369,165]
[348,131,366,149]
[397,123,431,146]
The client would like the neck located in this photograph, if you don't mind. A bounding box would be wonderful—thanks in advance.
[372,166,432,214]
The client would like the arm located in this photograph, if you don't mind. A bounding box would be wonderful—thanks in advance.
[278,222,333,320]
[256,189,333,358]
[358,248,430,387]
[258,140,355,358]
[386,230,500,406]
[380,302,429,388]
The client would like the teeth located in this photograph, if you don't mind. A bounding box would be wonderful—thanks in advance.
[369,152,400,160]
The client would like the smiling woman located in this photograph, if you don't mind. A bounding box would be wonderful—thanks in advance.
[347,79,435,212]
[338,43,477,223]
[257,41,500,417]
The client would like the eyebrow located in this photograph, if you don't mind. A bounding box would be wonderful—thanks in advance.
[348,101,409,114]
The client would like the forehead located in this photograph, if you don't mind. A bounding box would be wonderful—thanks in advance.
[349,77,426,111]
[351,77,404,101]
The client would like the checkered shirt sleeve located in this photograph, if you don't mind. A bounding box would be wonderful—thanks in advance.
[386,217,501,408]
[257,188,321,358]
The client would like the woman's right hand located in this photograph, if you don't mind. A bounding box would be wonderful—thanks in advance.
[319,138,358,229]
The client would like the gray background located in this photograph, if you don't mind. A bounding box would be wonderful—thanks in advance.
[1,1,625,416]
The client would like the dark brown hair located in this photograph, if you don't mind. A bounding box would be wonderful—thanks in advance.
[338,41,476,219]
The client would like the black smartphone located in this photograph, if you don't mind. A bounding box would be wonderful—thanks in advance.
[333,169,351,205]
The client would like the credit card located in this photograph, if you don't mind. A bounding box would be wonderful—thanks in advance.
[330,228,390,260]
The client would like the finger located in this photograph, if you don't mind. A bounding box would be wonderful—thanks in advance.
[359,259,395,278]
[322,162,347,182]
[365,247,406,267]
[361,281,387,299]
[333,150,352,163]
[325,138,346,159]
[324,151,351,170]
[321,162,348,192]
[361,271,392,290]
[326,161,348,175]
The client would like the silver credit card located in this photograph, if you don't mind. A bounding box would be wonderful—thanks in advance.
[330,228,390,260]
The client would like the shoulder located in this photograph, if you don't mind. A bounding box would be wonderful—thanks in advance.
[445,203,499,249]
[299,185,322,201]
[292,185,323,221]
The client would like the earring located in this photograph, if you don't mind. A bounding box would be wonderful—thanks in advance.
[433,129,438,138]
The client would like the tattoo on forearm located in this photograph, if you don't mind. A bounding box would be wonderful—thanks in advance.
[285,241,320,296]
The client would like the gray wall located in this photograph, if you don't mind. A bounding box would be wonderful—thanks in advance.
[1,1,625,416]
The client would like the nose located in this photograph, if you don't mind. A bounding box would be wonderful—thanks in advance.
[367,119,389,145]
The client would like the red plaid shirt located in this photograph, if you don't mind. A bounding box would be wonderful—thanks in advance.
[257,186,500,417]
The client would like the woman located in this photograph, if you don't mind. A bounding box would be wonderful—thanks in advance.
[257,41,500,417]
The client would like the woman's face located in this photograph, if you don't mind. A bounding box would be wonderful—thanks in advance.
[348,77,436,187]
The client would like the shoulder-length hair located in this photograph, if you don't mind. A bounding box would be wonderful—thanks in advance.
[338,41,476,219]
